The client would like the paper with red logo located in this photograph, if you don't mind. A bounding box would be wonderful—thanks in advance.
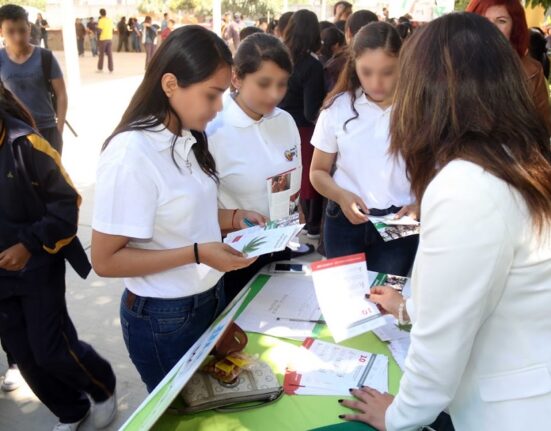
[311,254,385,342]
[283,338,388,396]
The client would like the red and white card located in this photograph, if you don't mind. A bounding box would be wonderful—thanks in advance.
[311,253,386,342]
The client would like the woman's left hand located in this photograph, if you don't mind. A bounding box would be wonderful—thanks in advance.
[394,204,419,221]
[339,386,394,430]
[235,210,267,229]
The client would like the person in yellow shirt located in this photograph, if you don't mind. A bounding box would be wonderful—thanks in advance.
[97,8,114,73]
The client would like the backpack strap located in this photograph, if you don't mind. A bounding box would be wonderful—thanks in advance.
[39,48,56,111]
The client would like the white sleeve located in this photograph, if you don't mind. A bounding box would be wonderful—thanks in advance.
[311,108,338,153]
[385,169,514,431]
[92,147,159,239]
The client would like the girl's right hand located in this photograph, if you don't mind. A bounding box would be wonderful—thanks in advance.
[337,191,370,225]
[368,286,404,319]
[198,242,257,272]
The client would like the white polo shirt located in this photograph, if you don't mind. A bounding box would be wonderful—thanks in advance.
[92,124,223,299]
[311,90,413,210]
[207,93,302,218]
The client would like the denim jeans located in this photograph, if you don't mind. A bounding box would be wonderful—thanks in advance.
[324,200,419,276]
[120,279,226,392]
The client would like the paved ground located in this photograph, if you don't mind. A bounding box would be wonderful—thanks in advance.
[0,50,321,431]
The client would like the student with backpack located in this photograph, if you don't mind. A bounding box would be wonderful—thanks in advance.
[0,5,67,154]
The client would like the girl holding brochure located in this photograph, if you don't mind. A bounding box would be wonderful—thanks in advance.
[339,13,551,430]
[91,26,265,393]
[310,22,418,277]
[207,32,313,301]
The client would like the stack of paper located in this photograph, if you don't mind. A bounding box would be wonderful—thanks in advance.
[373,316,411,371]
[284,338,388,396]
[311,254,386,342]
[224,222,304,258]
[235,275,322,340]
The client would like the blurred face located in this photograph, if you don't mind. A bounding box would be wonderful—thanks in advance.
[165,65,232,131]
[0,19,31,50]
[233,60,290,117]
[484,5,513,41]
[355,48,398,104]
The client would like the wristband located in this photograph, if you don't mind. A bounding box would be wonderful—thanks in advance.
[232,209,239,229]
[193,242,200,264]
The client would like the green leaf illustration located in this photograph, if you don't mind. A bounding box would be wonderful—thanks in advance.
[242,236,267,254]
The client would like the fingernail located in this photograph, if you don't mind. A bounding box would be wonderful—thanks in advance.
[338,399,343,403]
[338,415,345,419]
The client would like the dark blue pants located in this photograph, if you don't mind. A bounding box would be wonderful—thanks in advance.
[324,200,419,277]
[0,260,116,423]
[120,280,226,393]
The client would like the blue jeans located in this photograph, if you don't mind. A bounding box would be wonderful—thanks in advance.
[324,201,419,276]
[120,280,226,392]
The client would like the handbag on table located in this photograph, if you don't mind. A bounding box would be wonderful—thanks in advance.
[169,322,283,414]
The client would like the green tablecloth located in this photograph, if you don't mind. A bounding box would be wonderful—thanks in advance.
[152,275,402,431]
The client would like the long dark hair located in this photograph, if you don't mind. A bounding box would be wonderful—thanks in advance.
[234,32,292,79]
[0,82,36,129]
[283,9,321,64]
[320,26,345,61]
[103,25,232,179]
[324,22,401,130]
[390,13,551,232]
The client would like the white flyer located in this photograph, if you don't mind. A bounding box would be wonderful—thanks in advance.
[224,223,304,258]
[283,338,388,396]
[311,254,386,342]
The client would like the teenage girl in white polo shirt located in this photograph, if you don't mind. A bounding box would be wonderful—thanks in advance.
[90,26,265,392]
[207,33,311,300]
[310,22,418,277]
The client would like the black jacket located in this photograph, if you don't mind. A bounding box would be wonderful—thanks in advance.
[279,54,326,127]
[0,115,90,294]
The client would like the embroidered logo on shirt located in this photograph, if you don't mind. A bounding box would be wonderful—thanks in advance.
[284,145,298,161]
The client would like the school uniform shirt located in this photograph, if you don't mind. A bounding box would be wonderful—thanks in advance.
[92,125,223,299]
[386,160,551,431]
[207,93,302,218]
[311,90,413,210]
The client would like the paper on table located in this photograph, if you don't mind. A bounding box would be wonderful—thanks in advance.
[284,338,388,396]
[372,315,410,343]
[311,254,386,342]
[267,167,302,220]
[224,224,304,258]
[388,337,411,371]
[235,275,322,341]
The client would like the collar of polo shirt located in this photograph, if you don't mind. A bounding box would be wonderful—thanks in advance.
[145,123,197,161]
[225,92,282,128]
[354,88,392,113]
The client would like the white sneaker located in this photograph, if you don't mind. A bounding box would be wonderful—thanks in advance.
[52,410,90,431]
[93,390,117,429]
[1,366,24,392]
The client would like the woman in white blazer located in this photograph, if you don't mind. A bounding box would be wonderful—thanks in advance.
[337,13,551,431]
